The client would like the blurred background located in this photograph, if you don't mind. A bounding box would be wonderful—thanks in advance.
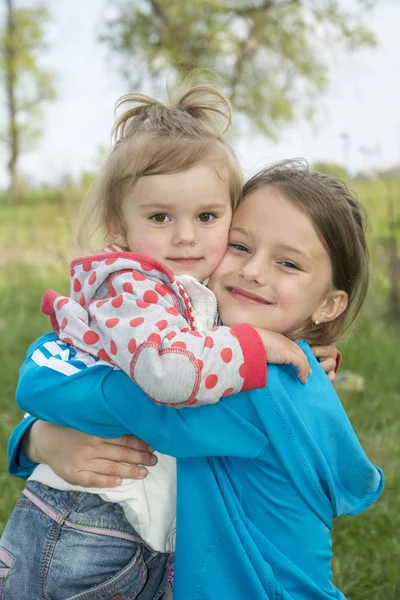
[0,1,399,597]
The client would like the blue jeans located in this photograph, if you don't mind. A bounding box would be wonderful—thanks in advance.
[0,481,173,599]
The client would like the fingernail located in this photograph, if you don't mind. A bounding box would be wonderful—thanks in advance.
[114,477,122,486]
[147,445,154,452]
[139,468,148,478]
[150,455,158,465]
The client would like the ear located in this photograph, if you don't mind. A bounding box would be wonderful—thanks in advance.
[312,290,348,325]
[108,221,127,248]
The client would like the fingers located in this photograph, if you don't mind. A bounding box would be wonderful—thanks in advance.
[327,370,336,383]
[71,466,147,489]
[318,357,336,376]
[85,459,152,484]
[311,344,337,361]
[289,348,310,384]
[104,434,153,453]
[97,444,158,467]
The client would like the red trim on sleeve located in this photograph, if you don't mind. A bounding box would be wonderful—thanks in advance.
[334,350,342,374]
[230,323,267,391]
[41,290,62,331]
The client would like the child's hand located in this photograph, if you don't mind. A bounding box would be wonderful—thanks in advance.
[311,344,340,382]
[23,421,158,487]
[254,328,311,384]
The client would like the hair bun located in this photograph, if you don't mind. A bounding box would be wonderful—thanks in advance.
[113,84,232,144]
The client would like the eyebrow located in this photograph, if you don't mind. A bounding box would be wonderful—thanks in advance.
[229,227,251,236]
[137,202,229,210]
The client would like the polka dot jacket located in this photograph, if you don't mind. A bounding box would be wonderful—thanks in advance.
[42,247,267,407]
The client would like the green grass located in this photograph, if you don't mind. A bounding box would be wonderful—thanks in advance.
[0,185,399,598]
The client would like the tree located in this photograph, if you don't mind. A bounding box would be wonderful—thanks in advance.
[0,0,56,203]
[100,0,375,136]
[312,161,350,181]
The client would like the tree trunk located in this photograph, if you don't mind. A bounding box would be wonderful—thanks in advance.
[5,0,21,204]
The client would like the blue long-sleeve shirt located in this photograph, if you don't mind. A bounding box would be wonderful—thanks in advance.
[11,333,383,599]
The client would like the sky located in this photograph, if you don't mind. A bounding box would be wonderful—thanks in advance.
[1,0,400,187]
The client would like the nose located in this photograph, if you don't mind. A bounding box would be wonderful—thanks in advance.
[239,254,266,284]
[173,221,197,246]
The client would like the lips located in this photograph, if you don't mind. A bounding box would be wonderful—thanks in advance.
[226,286,272,305]
[167,257,202,265]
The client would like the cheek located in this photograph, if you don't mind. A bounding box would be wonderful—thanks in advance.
[127,232,164,255]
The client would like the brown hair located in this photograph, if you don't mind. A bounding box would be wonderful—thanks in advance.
[242,159,369,345]
[78,85,242,251]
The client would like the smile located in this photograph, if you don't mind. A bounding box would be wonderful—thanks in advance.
[226,286,272,305]
[167,257,203,265]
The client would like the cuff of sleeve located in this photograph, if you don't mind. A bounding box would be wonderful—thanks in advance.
[230,323,267,391]
[334,350,342,374]
[8,415,38,479]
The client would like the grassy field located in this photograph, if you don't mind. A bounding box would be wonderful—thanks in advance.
[0,183,399,598]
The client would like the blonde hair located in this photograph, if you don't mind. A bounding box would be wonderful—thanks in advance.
[243,159,369,345]
[78,85,242,251]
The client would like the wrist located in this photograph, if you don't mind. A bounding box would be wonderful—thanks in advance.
[21,420,48,463]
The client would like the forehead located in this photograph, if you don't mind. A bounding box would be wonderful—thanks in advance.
[232,186,327,255]
[130,165,231,205]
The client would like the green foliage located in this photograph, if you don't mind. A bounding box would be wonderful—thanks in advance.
[0,2,56,181]
[312,161,350,181]
[100,0,376,136]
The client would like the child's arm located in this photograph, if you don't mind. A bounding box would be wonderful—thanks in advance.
[43,270,269,407]
[17,333,268,459]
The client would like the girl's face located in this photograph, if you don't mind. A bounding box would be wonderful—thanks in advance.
[209,186,347,336]
[112,165,232,281]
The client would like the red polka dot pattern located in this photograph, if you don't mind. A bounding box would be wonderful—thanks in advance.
[222,388,233,397]
[110,340,118,355]
[128,338,137,353]
[205,374,218,389]
[105,318,120,328]
[136,301,151,309]
[239,363,247,378]
[83,330,100,345]
[143,290,158,304]
[61,317,68,330]
[79,293,86,306]
[123,282,134,294]
[155,320,168,331]
[205,336,214,349]
[220,348,233,363]
[148,333,161,345]
[57,298,69,310]
[130,317,144,327]
[171,341,186,350]
[73,278,82,293]
[105,257,117,266]
[88,271,97,285]
[83,262,92,272]
[165,331,176,340]
[155,283,169,296]
[111,295,123,309]
[97,349,111,362]
[132,271,146,281]
[166,306,180,316]
[140,262,154,272]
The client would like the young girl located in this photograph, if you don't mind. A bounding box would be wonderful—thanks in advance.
[1,86,311,599]
[6,161,382,599]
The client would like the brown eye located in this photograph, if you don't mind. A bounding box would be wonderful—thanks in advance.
[198,213,215,223]
[151,214,168,223]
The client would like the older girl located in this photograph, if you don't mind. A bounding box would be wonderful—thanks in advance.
[5,161,382,599]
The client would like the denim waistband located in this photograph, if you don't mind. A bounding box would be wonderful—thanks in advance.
[23,480,149,546]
